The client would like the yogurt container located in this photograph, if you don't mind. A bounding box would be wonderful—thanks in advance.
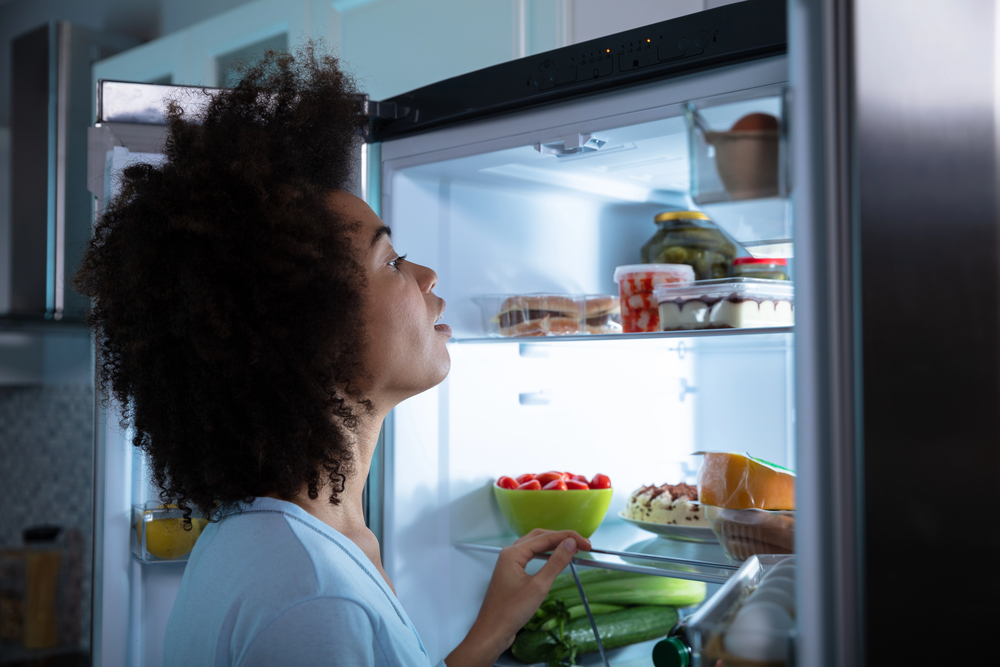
[613,264,694,333]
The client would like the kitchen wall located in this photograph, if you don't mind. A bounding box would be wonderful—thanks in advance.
[0,329,93,658]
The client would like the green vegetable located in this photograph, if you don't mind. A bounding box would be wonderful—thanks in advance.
[545,573,706,609]
[548,568,639,593]
[512,606,679,665]
[539,604,624,631]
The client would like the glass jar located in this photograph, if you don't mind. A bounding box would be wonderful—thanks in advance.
[732,257,790,281]
[640,211,737,280]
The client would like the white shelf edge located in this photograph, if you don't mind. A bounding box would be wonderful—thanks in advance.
[451,326,794,344]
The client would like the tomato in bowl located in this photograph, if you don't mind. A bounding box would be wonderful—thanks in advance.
[492,471,613,538]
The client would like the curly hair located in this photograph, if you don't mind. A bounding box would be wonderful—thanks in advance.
[75,45,372,522]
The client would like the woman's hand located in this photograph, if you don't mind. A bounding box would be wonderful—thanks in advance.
[444,529,591,667]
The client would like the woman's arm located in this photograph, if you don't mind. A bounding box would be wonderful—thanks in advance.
[445,529,591,667]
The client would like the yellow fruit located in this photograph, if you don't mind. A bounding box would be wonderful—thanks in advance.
[135,505,203,560]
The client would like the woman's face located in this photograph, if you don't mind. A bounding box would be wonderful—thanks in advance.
[328,191,451,408]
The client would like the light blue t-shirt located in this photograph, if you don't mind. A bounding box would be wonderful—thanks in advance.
[164,497,441,667]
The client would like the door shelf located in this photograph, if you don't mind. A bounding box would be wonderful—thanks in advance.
[456,519,744,584]
[451,325,793,345]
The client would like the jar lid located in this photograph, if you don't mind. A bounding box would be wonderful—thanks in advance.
[733,257,788,266]
[654,210,710,223]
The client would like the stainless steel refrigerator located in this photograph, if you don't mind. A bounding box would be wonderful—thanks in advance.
[86,1,1000,665]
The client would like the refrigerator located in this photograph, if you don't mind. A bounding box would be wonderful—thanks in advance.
[85,1,1000,666]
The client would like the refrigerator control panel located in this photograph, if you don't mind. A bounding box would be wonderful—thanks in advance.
[372,0,785,140]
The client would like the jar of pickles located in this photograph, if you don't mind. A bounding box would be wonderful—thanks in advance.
[640,211,737,280]
[732,257,790,281]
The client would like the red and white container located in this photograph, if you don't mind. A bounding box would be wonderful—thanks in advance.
[613,264,694,332]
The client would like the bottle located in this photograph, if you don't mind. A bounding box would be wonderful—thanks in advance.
[732,257,790,281]
[23,526,62,649]
[640,211,737,280]
[652,628,693,667]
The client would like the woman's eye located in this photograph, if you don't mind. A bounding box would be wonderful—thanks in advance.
[390,254,407,271]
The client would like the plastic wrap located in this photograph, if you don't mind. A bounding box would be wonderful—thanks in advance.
[475,293,621,337]
[695,452,795,510]
[653,278,794,331]
[613,264,694,332]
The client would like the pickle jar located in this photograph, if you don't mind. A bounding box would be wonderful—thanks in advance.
[640,211,737,280]
[732,257,790,281]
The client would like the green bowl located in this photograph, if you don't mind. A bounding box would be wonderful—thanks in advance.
[493,484,613,538]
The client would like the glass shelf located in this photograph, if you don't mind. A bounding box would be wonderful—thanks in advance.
[451,326,793,345]
[455,518,743,585]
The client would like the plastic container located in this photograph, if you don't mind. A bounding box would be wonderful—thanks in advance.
[640,211,739,280]
[733,257,790,281]
[614,264,695,333]
[686,96,789,205]
[493,484,612,538]
[658,554,796,667]
[131,503,208,564]
[705,506,795,562]
[473,294,621,337]
[653,278,794,331]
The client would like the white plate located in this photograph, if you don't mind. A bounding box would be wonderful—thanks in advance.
[618,510,718,543]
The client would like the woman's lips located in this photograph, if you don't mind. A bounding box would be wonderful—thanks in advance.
[434,323,452,337]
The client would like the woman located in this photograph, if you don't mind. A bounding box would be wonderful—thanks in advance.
[76,46,590,666]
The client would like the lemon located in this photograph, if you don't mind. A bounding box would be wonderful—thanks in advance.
[135,505,204,560]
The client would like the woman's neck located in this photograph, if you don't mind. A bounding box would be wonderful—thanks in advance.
[266,406,394,590]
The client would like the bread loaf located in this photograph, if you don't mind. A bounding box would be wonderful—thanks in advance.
[696,452,795,510]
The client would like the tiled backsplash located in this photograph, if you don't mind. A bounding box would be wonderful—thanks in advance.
[0,384,95,651]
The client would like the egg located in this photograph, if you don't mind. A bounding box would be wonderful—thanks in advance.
[723,601,794,661]
[748,586,795,616]
[758,574,795,600]
[730,112,779,132]
[763,561,796,581]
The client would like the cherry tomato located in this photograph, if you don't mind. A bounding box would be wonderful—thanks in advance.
[496,476,518,490]
[589,473,612,489]
[571,474,589,483]
[535,471,565,486]
[541,479,568,491]
[565,480,590,490]
[515,473,536,484]
[516,480,542,491]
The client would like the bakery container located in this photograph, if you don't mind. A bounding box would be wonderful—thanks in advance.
[131,503,207,564]
[704,506,795,562]
[473,294,620,337]
[653,278,794,331]
[614,264,695,333]
[654,554,796,667]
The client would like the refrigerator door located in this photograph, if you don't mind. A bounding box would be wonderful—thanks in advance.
[792,1,1000,666]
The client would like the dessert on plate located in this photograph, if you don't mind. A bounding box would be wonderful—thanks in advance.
[624,482,708,527]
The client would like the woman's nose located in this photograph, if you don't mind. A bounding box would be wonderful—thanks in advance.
[415,262,438,292]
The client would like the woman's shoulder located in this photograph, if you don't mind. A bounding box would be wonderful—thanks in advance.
[197,497,392,608]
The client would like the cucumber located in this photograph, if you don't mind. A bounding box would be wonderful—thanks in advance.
[511,605,679,665]
[539,604,624,631]
[548,568,640,593]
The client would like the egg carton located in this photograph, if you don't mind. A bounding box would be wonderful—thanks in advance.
[682,554,796,667]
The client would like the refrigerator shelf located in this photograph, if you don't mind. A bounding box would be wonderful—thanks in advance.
[456,520,742,585]
[451,325,793,344]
